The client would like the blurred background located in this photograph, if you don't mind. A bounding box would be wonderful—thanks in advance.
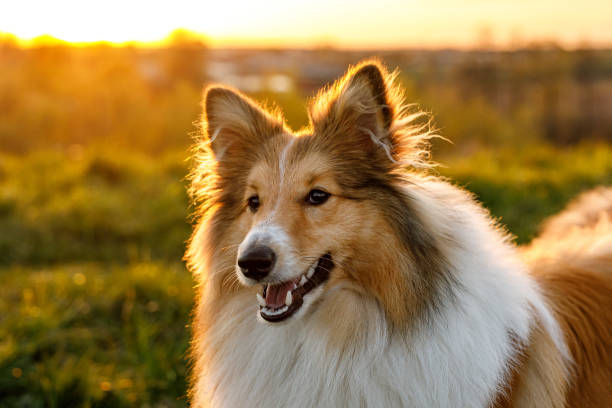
[1,0,611,406]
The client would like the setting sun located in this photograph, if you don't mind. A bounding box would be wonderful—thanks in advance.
[2,0,612,48]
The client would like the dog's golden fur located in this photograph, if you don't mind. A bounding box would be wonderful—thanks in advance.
[186,60,612,407]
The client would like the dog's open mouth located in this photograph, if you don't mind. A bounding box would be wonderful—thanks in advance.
[257,253,333,323]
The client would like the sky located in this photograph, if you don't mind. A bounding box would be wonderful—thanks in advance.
[1,0,611,48]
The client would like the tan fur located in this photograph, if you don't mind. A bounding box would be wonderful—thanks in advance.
[186,60,612,407]
[511,323,568,408]
[526,256,612,407]
[538,187,612,240]
[492,321,568,408]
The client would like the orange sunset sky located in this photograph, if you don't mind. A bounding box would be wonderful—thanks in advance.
[2,0,611,48]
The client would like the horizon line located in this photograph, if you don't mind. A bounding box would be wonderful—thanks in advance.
[2,30,611,52]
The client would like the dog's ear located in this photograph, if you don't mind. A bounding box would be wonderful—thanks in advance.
[310,61,398,161]
[203,86,284,160]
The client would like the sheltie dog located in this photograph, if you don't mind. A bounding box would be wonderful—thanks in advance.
[186,60,612,407]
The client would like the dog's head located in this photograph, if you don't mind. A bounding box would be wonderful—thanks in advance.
[190,61,441,325]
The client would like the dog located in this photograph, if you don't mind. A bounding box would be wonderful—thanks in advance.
[186,60,612,407]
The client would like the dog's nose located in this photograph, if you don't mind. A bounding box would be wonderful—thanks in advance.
[237,245,276,280]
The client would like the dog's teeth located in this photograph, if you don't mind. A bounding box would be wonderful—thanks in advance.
[256,293,266,307]
[285,291,293,306]
[307,265,315,278]
[299,275,307,286]
[262,305,288,316]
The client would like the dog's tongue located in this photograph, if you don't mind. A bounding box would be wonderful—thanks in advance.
[265,281,294,308]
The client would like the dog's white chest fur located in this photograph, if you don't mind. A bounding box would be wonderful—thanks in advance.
[197,272,557,408]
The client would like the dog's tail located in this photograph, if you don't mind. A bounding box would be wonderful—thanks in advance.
[522,186,612,265]
[539,187,612,240]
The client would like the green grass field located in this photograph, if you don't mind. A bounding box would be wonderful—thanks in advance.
[1,144,611,406]
[442,143,612,242]
[0,262,191,408]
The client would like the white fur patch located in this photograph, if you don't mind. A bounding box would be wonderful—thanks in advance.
[360,126,398,163]
[277,137,295,184]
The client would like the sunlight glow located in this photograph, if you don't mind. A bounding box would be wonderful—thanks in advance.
[2,0,611,48]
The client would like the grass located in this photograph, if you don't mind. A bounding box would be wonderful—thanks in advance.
[0,150,190,265]
[441,143,612,242]
[0,262,192,408]
[0,144,610,406]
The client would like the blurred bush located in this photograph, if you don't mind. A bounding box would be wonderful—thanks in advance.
[441,143,612,242]
[0,40,205,154]
[0,151,190,265]
[2,42,612,154]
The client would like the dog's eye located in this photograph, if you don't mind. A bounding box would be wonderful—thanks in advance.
[247,195,260,212]
[306,189,330,206]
